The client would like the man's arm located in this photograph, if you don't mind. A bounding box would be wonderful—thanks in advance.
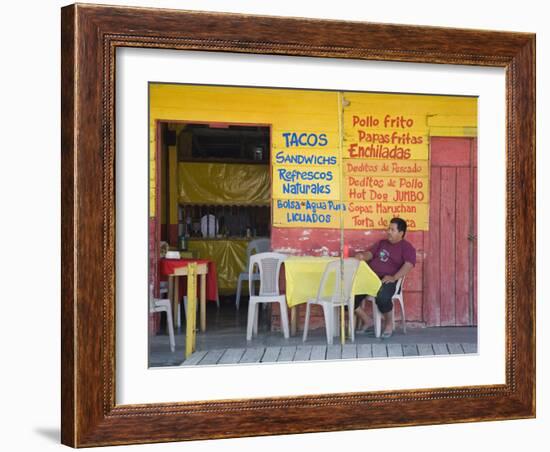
[381,261,414,284]
[355,250,373,261]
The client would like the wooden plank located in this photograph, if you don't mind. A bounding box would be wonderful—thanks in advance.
[180,350,207,366]
[310,345,327,361]
[277,346,297,362]
[326,345,342,360]
[440,167,457,326]
[424,165,441,326]
[357,344,373,359]
[294,345,313,362]
[402,344,419,357]
[342,344,357,359]
[261,346,281,363]
[198,349,225,365]
[168,145,179,243]
[218,348,245,365]
[185,265,197,359]
[372,344,387,358]
[447,343,464,354]
[432,343,450,355]
[461,343,477,354]
[417,344,435,356]
[240,347,265,363]
[387,344,403,357]
[455,166,471,325]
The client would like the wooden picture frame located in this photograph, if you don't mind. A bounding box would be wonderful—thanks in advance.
[61,3,535,447]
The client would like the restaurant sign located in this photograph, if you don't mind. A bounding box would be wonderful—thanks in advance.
[272,104,431,231]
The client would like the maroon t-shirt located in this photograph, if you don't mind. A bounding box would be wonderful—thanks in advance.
[368,239,416,278]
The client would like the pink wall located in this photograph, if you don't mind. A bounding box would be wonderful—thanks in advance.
[271,228,425,328]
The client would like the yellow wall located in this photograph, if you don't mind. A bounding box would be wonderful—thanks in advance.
[149,84,476,230]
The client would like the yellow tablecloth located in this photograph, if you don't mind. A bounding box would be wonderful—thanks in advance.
[283,256,381,308]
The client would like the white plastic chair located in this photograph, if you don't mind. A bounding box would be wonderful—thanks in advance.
[149,285,175,352]
[246,252,289,341]
[303,258,360,345]
[159,280,184,328]
[160,281,168,297]
[366,277,406,338]
[235,238,271,310]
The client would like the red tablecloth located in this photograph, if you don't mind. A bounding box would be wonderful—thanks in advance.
[159,259,219,302]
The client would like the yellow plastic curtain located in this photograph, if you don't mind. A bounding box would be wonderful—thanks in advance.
[186,239,249,295]
[178,163,270,205]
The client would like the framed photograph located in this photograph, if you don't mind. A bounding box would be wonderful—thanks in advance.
[61,3,535,447]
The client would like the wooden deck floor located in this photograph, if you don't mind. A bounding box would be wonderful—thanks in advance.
[180,342,477,366]
[149,300,478,367]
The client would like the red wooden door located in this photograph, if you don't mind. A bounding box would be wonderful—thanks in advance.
[424,137,477,326]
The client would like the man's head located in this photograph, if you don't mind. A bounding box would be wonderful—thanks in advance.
[387,217,407,243]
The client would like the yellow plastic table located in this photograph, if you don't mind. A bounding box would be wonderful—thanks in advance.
[283,256,381,335]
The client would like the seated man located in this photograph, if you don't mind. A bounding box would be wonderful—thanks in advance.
[354,217,416,338]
